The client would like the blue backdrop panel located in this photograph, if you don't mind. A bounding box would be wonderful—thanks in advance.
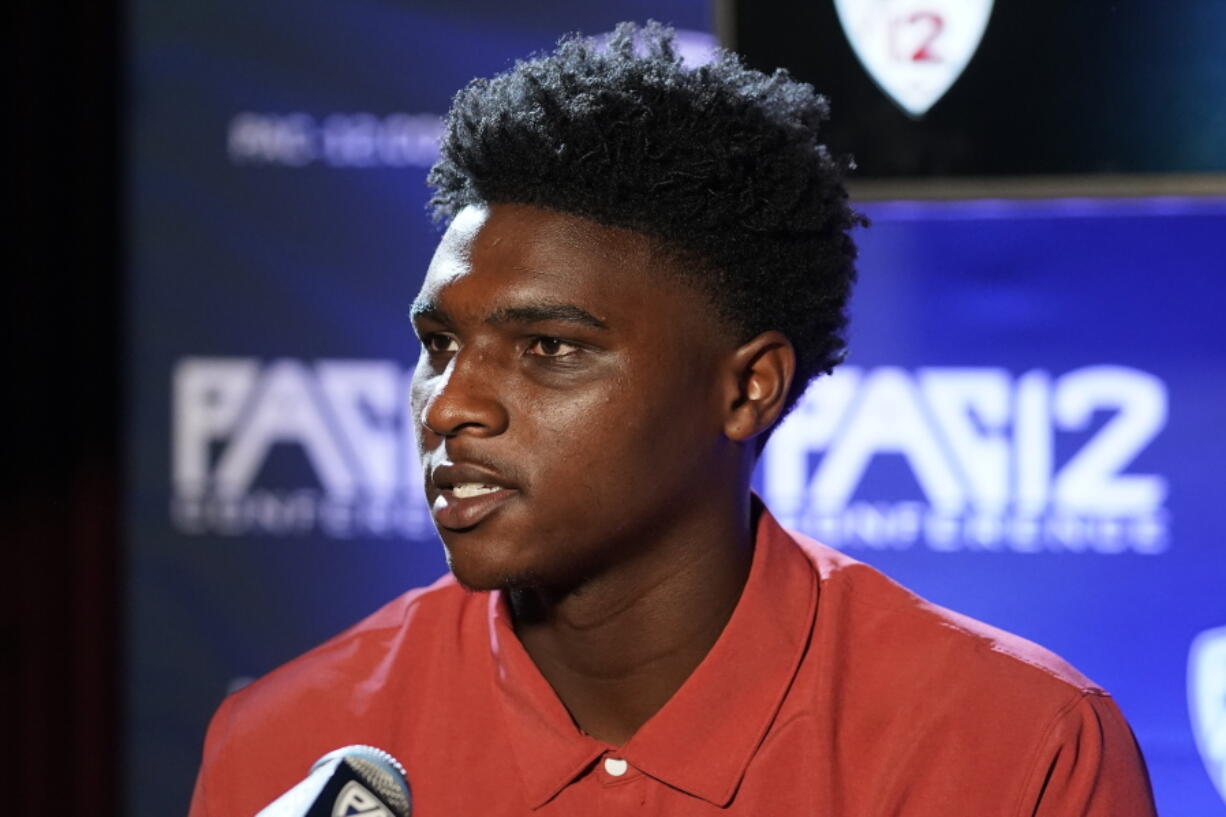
[759,198,1226,815]
[126,1,1226,815]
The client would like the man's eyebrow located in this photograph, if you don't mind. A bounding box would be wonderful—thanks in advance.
[486,303,609,330]
[409,300,449,323]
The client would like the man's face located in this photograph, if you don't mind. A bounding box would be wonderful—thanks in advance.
[410,203,735,593]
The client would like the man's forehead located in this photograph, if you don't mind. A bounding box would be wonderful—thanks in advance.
[438,204,490,254]
[433,202,655,267]
[419,203,660,310]
[421,205,489,291]
[410,295,611,331]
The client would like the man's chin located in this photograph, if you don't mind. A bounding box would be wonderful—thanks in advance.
[442,538,594,597]
[445,552,545,594]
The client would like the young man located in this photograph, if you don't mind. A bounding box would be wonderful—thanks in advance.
[190,23,1155,816]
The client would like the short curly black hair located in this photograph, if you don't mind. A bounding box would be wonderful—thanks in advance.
[428,21,863,419]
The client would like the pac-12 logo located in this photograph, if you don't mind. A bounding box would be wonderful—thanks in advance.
[834,0,994,116]
[331,781,393,817]
[172,357,431,539]
[760,365,1169,554]
[1190,626,1226,804]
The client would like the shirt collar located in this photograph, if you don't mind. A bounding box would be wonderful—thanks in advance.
[487,592,608,808]
[486,499,818,809]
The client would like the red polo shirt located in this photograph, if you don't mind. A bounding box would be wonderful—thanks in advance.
[189,506,1155,816]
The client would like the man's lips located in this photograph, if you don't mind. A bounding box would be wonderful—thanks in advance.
[429,461,520,530]
[431,486,519,530]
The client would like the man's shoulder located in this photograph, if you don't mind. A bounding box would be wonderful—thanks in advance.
[194,573,488,815]
[787,531,1102,703]
[223,572,480,726]
[768,530,1154,814]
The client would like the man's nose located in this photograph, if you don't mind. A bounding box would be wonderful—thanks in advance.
[419,351,509,439]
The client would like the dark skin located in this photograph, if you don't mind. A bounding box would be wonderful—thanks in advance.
[410,202,795,745]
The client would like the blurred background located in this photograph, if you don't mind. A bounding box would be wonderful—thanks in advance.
[13,1,1226,814]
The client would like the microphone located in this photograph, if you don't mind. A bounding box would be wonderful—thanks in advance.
[255,745,411,817]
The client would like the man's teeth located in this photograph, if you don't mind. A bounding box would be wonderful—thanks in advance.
[452,483,502,498]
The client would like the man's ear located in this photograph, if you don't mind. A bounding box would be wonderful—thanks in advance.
[722,330,795,442]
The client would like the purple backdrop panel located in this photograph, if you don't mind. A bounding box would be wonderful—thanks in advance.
[126,0,1226,814]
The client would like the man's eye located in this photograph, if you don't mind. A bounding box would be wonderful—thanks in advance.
[526,337,579,358]
[423,333,458,353]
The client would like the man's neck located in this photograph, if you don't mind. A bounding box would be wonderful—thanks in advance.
[509,491,756,746]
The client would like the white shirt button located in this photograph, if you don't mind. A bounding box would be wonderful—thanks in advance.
[603,757,629,777]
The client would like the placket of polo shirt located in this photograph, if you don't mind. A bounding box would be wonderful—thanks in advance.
[591,751,648,814]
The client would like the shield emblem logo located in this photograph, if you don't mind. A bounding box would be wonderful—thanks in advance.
[1190,626,1226,803]
[833,0,994,117]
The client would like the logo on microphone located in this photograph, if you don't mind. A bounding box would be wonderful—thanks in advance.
[333,780,393,817]
[1189,626,1226,804]
[834,0,994,116]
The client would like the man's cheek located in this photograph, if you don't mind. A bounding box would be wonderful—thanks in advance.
[526,390,621,432]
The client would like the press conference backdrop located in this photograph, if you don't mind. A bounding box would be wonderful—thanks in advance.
[726,0,1226,178]
[126,1,1226,814]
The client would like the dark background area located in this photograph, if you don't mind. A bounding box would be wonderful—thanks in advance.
[11,1,121,813]
[729,0,1226,176]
